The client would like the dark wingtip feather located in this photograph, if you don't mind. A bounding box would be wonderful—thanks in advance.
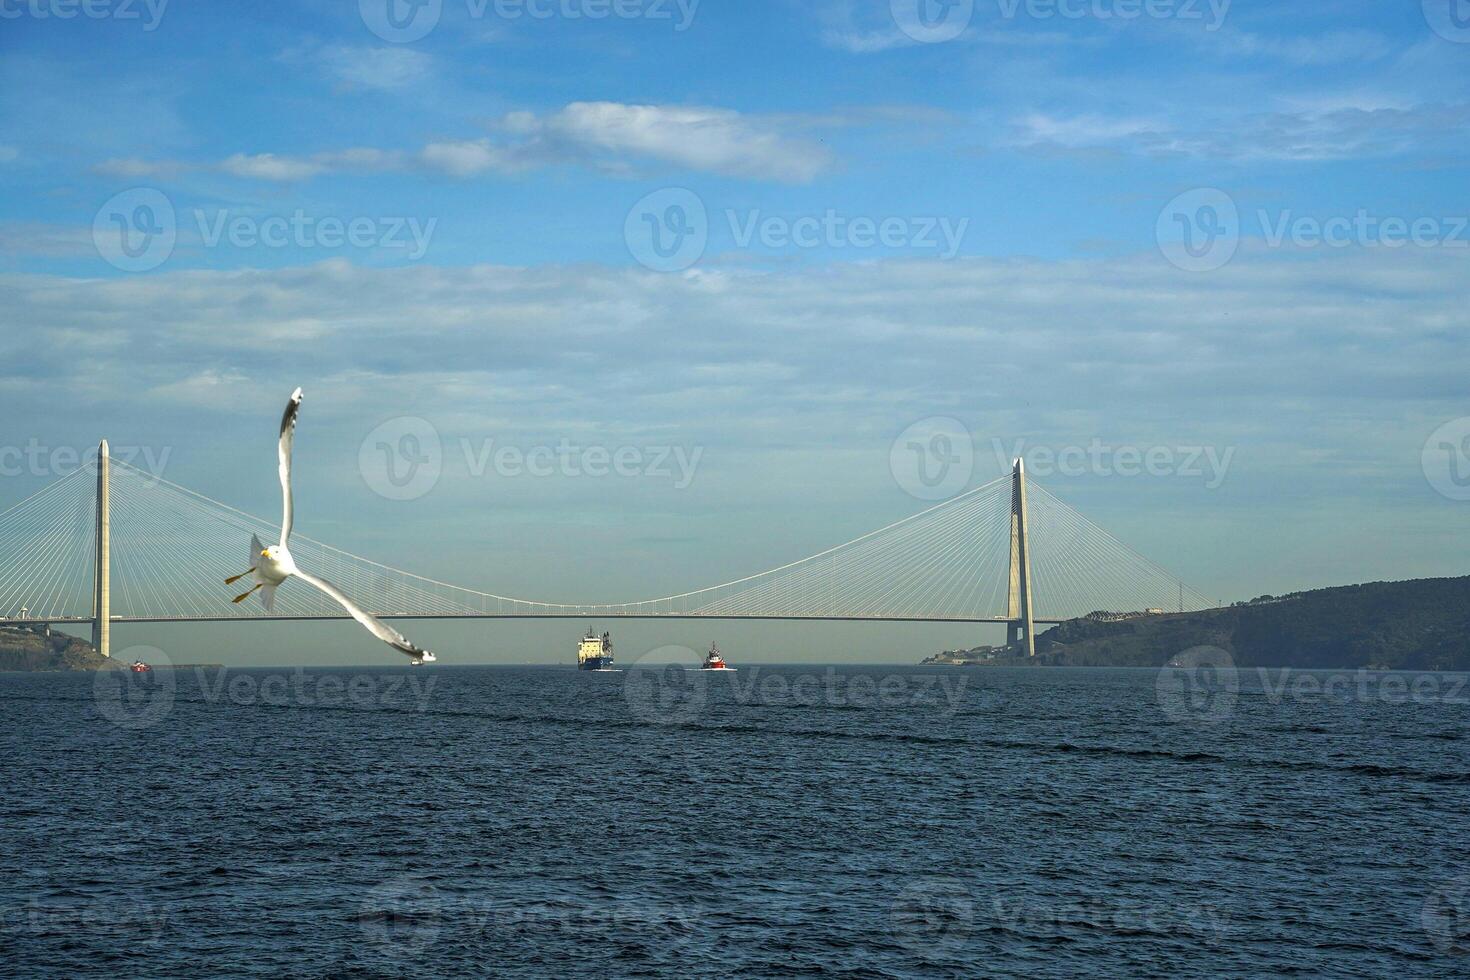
[279,388,303,437]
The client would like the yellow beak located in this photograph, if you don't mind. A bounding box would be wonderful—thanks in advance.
[261,550,270,557]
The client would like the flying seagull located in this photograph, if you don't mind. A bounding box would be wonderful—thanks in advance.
[226,388,437,665]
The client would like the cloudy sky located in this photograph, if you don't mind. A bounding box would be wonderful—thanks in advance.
[2,0,1467,664]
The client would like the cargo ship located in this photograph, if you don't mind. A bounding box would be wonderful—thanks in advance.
[577,629,615,671]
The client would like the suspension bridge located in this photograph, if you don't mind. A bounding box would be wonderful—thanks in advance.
[0,442,1215,658]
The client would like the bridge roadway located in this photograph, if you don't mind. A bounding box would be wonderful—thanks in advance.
[3,614,1068,626]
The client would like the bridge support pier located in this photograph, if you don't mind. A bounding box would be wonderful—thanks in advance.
[91,440,110,657]
[1004,457,1035,658]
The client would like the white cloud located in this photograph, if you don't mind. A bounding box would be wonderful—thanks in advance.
[820,26,911,54]
[4,248,1463,429]
[1012,113,1162,148]
[4,248,1464,599]
[1213,30,1394,66]
[0,221,96,257]
[93,102,835,184]
[316,44,431,90]
[218,152,327,181]
[1010,103,1470,161]
[518,102,832,182]
[417,139,519,177]
[275,42,433,91]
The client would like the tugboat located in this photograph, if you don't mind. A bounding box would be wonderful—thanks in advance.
[577,629,616,671]
[129,660,152,673]
[701,643,733,670]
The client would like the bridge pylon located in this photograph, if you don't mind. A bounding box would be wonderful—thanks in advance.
[1004,457,1036,657]
[91,440,110,657]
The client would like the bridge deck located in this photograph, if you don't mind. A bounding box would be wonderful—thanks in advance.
[4,614,1068,626]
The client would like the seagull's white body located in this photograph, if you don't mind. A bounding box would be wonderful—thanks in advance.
[230,388,436,665]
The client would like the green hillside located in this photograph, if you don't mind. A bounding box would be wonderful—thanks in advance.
[930,576,1470,670]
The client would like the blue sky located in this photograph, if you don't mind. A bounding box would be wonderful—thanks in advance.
[1,0,1468,664]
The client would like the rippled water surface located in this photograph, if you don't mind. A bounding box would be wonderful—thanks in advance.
[3,664,1469,977]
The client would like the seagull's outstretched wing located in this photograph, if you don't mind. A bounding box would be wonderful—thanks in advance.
[278,387,303,547]
[294,568,435,663]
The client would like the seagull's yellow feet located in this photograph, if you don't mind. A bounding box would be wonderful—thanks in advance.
[232,583,262,604]
[225,568,256,586]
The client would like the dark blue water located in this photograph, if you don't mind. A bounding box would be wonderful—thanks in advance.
[3,664,1469,977]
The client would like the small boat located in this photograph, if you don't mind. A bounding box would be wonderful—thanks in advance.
[701,643,734,670]
[129,660,152,673]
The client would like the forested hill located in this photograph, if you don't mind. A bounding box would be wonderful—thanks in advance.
[0,625,108,672]
[930,576,1470,670]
